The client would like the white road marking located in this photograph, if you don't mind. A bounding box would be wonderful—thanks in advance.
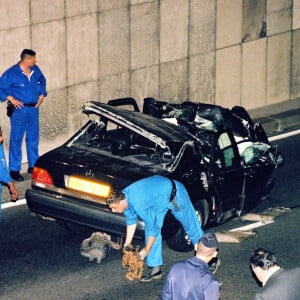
[269,129,300,142]
[229,220,274,232]
[2,199,26,209]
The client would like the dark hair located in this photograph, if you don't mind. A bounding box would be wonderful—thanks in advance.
[250,248,278,270]
[20,49,36,60]
[106,190,125,206]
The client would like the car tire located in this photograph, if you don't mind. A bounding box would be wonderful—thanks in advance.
[166,200,207,252]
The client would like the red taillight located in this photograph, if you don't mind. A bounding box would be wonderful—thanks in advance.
[32,167,54,185]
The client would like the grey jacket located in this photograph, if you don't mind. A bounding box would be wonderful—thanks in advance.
[255,267,300,300]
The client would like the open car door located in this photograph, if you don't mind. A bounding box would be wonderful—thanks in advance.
[209,130,245,222]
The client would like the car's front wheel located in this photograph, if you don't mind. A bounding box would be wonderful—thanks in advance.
[166,199,208,252]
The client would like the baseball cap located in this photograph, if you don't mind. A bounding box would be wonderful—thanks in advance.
[200,232,218,248]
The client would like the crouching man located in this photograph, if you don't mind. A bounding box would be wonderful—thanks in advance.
[162,232,220,300]
[250,248,300,300]
[107,175,204,283]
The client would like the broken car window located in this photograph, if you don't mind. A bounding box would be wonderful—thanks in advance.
[69,119,174,166]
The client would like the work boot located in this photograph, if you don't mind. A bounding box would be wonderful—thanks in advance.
[139,266,162,283]
[9,171,24,182]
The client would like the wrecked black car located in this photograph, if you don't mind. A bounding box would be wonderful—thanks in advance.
[26,98,283,252]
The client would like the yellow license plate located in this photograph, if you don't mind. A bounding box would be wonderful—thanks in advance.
[66,176,111,198]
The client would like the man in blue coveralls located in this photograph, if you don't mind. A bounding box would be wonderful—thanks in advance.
[0,126,18,222]
[107,175,204,283]
[0,49,47,181]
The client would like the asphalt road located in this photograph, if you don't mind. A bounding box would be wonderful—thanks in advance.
[0,134,299,300]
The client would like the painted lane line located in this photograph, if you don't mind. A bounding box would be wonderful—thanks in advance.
[269,129,300,142]
[2,199,26,210]
[229,220,274,232]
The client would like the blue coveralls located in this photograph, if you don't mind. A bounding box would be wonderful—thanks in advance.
[162,256,220,300]
[123,175,204,267]
[0,63,47,171]
[0,143,12,222]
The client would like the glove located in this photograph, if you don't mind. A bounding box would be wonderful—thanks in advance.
[138,248,148,261]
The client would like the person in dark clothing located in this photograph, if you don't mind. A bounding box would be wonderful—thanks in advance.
[162,232,220,300]
[250,248,300,300]
[0,49,47,181]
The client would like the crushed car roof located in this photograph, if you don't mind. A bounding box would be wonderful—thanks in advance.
[83,101,198,145]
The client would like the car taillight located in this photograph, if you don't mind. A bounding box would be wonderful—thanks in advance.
[32,167,54,185]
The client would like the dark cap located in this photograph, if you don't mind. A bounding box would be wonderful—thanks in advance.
[199,232,218,248]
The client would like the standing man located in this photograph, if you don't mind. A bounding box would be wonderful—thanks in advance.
[107,175,204,283]
[0,49,47,181]
[162,232,220,300]
[0,126,18,222]
[250,248,300,300]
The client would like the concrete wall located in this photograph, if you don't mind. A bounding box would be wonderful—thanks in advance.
[0,0,299,164]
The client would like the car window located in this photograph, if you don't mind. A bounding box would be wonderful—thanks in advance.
[215,132,237,169]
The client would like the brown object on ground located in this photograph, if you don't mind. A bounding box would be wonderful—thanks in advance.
[215,230,257,243]
[241,207,290,223]
[122,246,144,281]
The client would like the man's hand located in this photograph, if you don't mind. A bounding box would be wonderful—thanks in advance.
[7,96,23,109]
[123,244,134,251]
[122,244,134,254]
[35,95,44,108]
[8,182,18,202]
[121,244,134,258]
[138,248,148,261]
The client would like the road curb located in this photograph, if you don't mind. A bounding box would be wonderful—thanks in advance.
[255,108,300,137]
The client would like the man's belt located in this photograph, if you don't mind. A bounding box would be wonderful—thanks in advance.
[170,179,178,211]
[24,103,36,107]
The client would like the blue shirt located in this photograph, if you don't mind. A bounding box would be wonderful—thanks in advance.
[0,144,11,184]
[0,143,12,222]
[123,175,172,237]
[162,256,220,300]
[0,63,47,104]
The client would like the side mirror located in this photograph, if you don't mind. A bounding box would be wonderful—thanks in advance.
[275,152,284,167]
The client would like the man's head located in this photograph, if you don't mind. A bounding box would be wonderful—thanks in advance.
[196,232,218,262]
[106,190,127,213]
[250,248,279,283]
[20,49,37,67]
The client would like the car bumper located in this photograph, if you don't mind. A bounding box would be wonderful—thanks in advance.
[25,188,145,239]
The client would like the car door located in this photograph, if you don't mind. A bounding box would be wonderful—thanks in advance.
[241,142,276,208]
[209,130,245,216]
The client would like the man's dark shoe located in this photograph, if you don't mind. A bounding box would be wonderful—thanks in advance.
[139,267,162,283]
[27,167,34,174]
[9,171,24,181]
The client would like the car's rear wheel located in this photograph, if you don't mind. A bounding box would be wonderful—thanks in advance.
[166,199,208,252]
